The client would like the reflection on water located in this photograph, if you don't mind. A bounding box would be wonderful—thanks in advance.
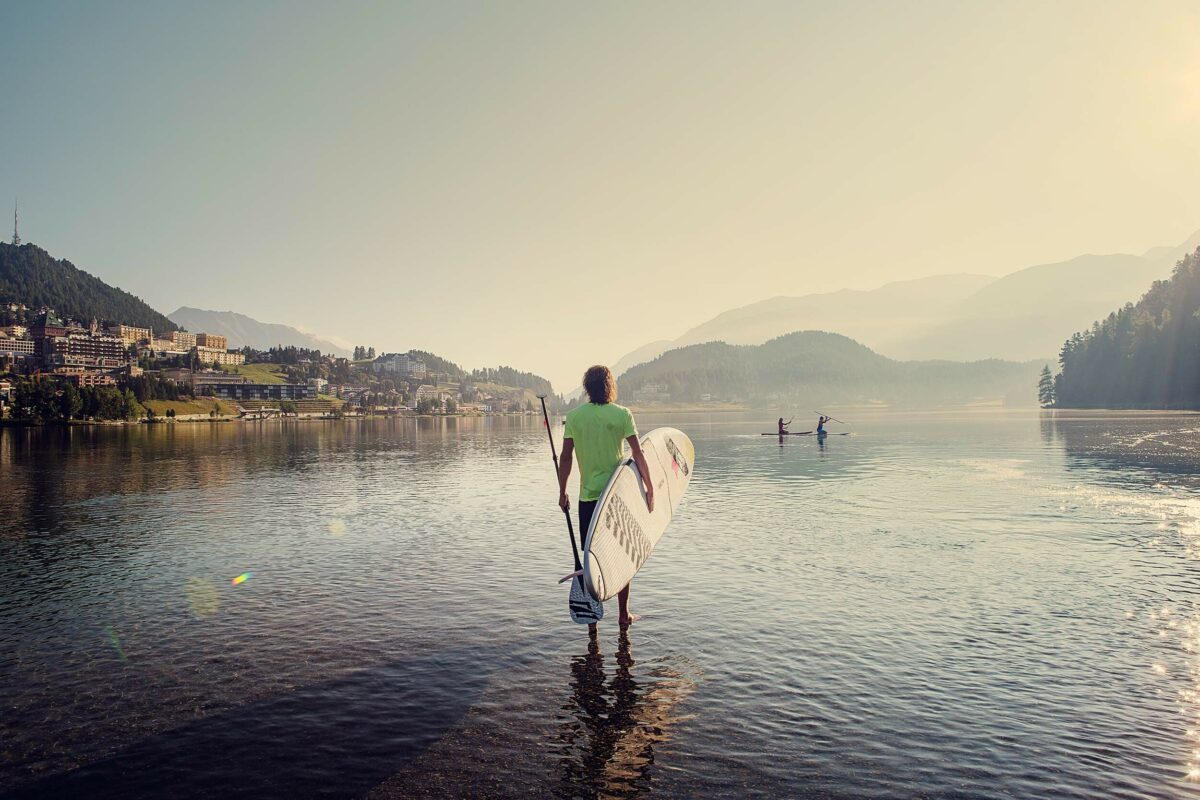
[556,629,697,799]
[3,649,489,800]
[4,412,1200,799]
[1043,410,1200,488]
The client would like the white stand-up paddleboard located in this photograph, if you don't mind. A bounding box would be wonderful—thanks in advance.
[582,427,694,601]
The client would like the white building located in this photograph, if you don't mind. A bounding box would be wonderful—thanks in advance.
[375,352,428,379]
[195,346,245,366]
[632,383,671,403]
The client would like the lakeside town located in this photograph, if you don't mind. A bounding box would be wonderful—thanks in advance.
[0,303,557,423]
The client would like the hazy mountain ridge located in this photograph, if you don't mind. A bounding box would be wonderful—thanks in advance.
[612,228,1200,374]
[168,307,349,356]
[0,242,177,331]
[618,330,1042,408]
[889,230,1200,360]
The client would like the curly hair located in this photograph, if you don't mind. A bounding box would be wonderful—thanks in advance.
[582,365,617,404]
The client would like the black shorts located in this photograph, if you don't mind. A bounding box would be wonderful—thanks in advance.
[578,500,598,538]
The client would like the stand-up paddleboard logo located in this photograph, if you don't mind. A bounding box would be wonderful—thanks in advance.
[603,494,652,571]
[665,437,690,477]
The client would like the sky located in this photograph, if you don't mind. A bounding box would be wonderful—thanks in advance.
[4,0,1200,391]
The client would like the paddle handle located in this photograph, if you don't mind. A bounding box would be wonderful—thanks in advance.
[538,395,584,572]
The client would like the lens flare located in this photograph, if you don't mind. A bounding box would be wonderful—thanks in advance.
[232,572,253,585]
[328,518,347,536]
[185,577,220,619]
[104,624,128,662]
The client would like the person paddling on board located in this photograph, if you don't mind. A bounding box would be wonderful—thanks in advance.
[777,417,792,436]
[816,415,830,435]
[558,365,655,627]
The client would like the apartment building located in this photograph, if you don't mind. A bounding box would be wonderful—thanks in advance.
[195,333,227,350]
[108,324,152,346]
[45,332,131,370]
[168,330,197,350]
[193,381,316,402]
[195,345,245,366]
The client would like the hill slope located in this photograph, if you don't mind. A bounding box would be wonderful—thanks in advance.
[0,242,176,331]
[1053,247,1200,408]
[168,307,349,356]
[619,331,1041,408]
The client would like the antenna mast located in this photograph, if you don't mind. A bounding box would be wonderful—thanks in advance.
[11,200,19,246]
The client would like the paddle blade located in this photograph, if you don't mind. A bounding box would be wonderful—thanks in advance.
[568,575,603,624]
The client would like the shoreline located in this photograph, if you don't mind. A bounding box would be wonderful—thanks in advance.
[0,411,543,427]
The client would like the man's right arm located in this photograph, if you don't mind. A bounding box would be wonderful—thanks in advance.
[558,438,574,511]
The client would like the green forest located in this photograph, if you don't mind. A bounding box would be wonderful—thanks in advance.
[1052,246,1200,408]
[0,242,177,331]
[617,330,1041,407]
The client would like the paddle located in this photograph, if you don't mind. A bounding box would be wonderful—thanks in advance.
[813,411,846,425]
[537,395,603,625]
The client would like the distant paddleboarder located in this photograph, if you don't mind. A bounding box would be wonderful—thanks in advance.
[777,417,792,435]
[558,365,655,627]
[816,415,830,435]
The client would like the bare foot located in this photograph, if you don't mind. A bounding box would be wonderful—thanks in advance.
[618,613,641,627]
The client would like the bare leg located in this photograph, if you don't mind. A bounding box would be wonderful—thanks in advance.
[618,582,641,626]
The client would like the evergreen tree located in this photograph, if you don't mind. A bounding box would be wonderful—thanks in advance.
[1037,365,1055,407]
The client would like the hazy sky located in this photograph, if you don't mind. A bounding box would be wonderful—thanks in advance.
[4,1,1200,391]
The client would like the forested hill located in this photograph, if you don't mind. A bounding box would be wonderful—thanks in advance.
[1053,247,1200,408]
[0,243,176,332]
[408,350,467,379]
[618,331,1041,407]
[470,366,553,396]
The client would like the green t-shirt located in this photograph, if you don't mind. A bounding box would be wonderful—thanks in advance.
[564,402,638,501]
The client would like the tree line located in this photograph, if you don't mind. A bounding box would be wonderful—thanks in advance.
[0,242,177,332]
[8,376,145,423]
[1051,247,1200,408]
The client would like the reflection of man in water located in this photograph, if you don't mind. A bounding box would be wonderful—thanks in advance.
[556,629,695,799]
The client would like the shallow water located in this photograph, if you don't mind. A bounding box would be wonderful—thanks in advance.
[2,411,1200,799]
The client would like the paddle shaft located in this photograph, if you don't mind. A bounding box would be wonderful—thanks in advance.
[537,396,584,572]
[813,411,846,424]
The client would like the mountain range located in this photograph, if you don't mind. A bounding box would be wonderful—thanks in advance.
[612,228,1200,375]
[620,330,1041,408]
[168,307,350,357]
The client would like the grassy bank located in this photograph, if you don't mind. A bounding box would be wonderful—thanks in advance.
[144,398,239,416]
[221,363,288,384]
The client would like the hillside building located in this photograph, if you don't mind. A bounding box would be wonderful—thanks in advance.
[44,332,131,370]
[32,310,67,340]
[374,352,427,378]
[632,383,671,403]
[108,324,152,346]
[195,333,227,350]
[168,330,197,350]
[0,334,35,359]
[193,381,315,402]
[195,345,245,366]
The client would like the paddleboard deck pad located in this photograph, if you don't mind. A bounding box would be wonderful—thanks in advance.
[582,427,694,601]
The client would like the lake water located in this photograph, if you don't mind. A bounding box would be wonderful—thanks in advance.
[3,411,1200,799]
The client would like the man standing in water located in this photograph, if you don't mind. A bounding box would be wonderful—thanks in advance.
[558,365,655,626]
